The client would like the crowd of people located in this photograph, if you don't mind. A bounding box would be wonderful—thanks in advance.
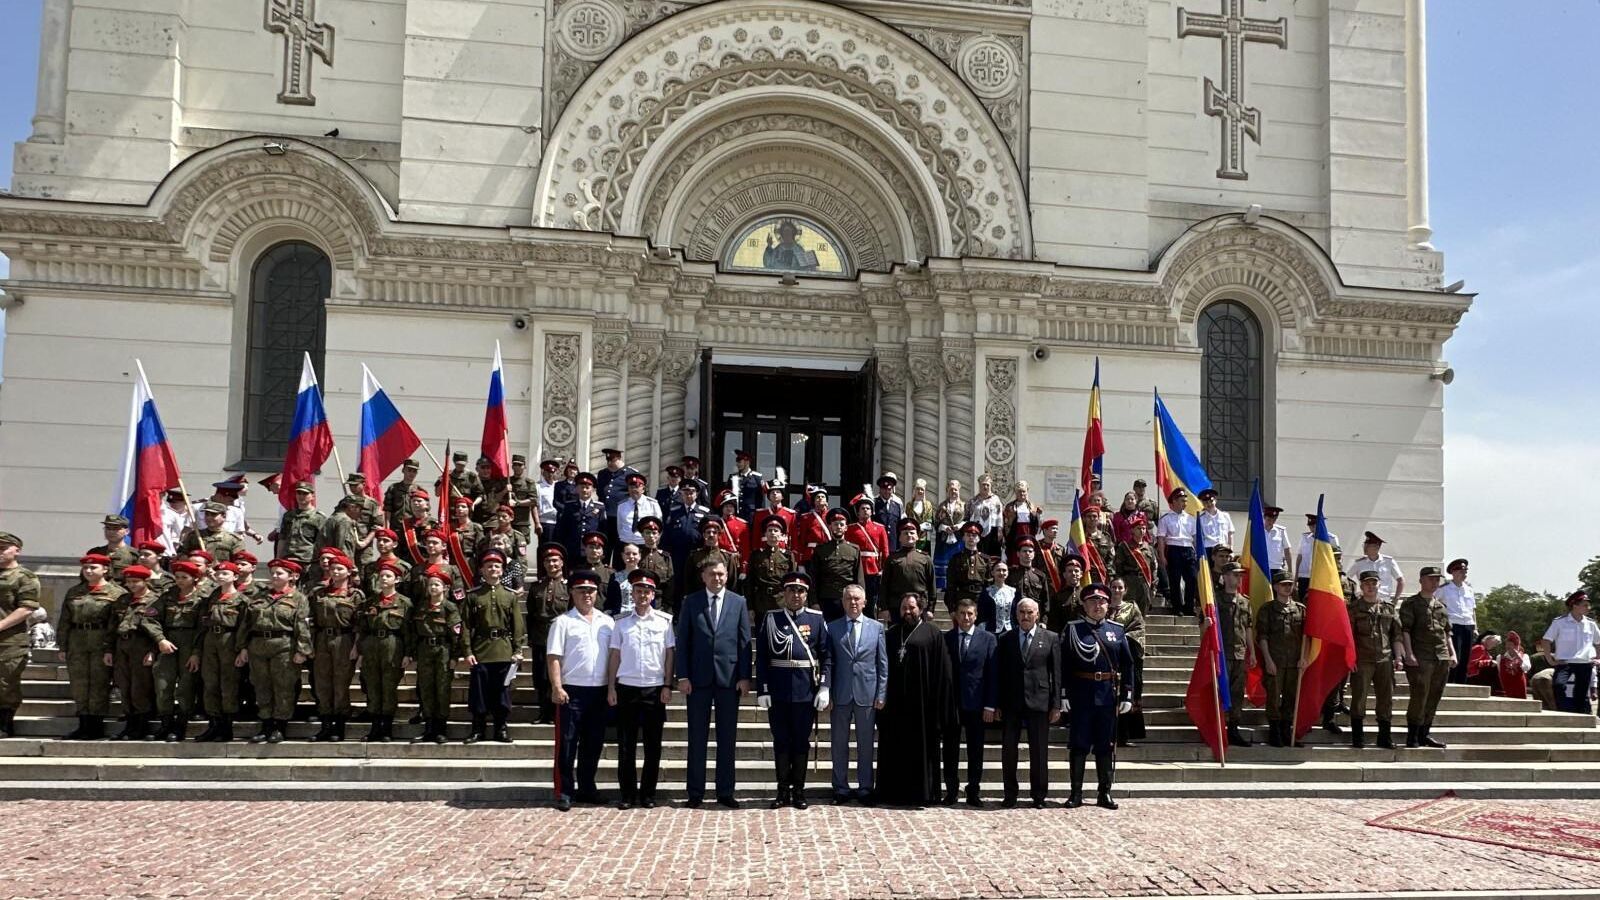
[0,446,1597,811]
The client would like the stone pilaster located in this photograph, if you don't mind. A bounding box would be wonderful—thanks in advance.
[941,340,976,486]
[907,348,943,488]
[875,349,908,481]
[658,340,698,475]
[981,354,1019,490]
[590,319,628,468]
[624,332,664,469]
[540,331,583,462]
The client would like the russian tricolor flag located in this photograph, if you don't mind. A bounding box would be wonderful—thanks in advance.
[278,353,334,509]
[359,365,421,498]
[112,361,183,547]
[480,341,510,480]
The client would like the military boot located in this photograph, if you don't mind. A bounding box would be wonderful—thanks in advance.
[0,708,16,738]
[1349,717,1365,749]
[464,715,487,744]
[1227,725,1253,747]
[215,715,235,743]
[790,752,809,810]
[770,755,791,809]
[331,716,347,743]
[249,719,273,744]
[1266,721,1284,748]
[493,714,511,743]
[63,715,92,739]
[1321,712,1343,735]
[1094,752,1118,810]
[268,719,287,743]
[193,716,219,742]
[430,718,448,745]
[1376,719,1395,749]
[309,718,335,742]
[411,717,437,744]
[162,714,184,742]
[1404,724,1419,748]
[1066,750,1088,808]
[111,715,140,741]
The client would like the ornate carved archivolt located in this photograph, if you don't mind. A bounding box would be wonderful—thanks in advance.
[535,0,1032,259]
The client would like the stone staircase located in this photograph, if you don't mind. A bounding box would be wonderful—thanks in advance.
[2,613,1594,801]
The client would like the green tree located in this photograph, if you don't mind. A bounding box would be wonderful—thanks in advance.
[1577,555,1600,600]
[1476,584,1564,644]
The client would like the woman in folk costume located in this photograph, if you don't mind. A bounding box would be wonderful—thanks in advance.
[1000,480,1043,551]
[1112,514,1159,613]
[1498,631,1530,699]
[1106,576,1147,745]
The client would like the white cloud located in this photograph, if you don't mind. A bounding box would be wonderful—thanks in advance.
[1445,432,1598,593]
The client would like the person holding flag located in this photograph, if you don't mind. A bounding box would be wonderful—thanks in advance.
[1256,569,1305,747]
[480,342,511,481]
[1152,391,1211,618]
[1214,561,1255,747]
[1292,497,1358,745]
[359,365,422,499]
[1184,527,1235,763]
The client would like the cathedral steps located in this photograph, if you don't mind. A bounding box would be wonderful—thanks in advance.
[4,611,1589,800]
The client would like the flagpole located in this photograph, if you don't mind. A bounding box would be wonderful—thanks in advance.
[1210,636,1227,768]
[1292,634,1311,745]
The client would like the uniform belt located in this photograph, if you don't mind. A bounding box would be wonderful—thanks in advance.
[769,660,815,668]
[71,625,108,631]
[419,636,453,646]
[252,630,291,639]
[207,626,232,634]
[484,629,509,638]
[319,627,354,636]
[167,625,197,632]
[1073,671,1115,681]
[861,552,880,558]
[367,628,401,637]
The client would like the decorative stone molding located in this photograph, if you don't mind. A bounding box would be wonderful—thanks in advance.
[657,339,700,472]
[982,355,1018,489]
[875,349,909,484]
[942,340,977,484]
[541,332,584,459]
[590,319,630,463]
[265,0,335,106]
[547,0,689,132]
[624,332,665,466]
[897,25,1025,161]
[1161,222,1327,327]
[708,286,868,314]
[907,348,942,489]
[535,0,1031,259]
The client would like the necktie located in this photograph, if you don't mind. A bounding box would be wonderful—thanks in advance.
[849,618,858,652]
[961,631,969,657]
[711,593,722,628]
[1022,629,1032,659]
[631,502,640,535]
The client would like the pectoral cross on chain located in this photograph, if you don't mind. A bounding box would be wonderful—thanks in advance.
[1176,0,1288,180]
[265,0,335,106]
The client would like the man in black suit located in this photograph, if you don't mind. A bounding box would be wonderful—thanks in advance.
[673,557,752,808]
[997,597,1062,808]
[943,597,998,807]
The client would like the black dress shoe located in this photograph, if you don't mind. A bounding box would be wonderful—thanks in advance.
[1096,794,1119,810]
[1065,795,1084,809]
[940,792,957,806]
[965,796,983,808]
[1001,796,1018,809]
[831,794,851,806]
[685,797,703,809]
[555,797,571,812]
[1031,798,1048,809]
[791,796,808,810]
[856,792,876,807]
[716,796,740,809]
[617,800,634,810]
[769,796,787,810]
[641,798,656,809]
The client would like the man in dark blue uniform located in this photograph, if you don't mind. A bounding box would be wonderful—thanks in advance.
[1062,582,1136,809]
[729,448,765,523]
[681,455,711,501]
[594,448,637,550]
[756,571,830,809]
[557,472,605,561]
[872,474,905,552]
[664,485,710,588]
[655,465,685,517]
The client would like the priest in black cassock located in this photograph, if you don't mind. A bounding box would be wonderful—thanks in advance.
[876,591,957,806]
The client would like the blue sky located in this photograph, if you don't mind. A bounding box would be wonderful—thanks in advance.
[0,3,1595,591]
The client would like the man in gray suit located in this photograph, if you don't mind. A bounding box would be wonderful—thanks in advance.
[822,584,888,804]
[674,557,751,808]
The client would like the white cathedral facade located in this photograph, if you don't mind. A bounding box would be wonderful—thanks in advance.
[0,0,1468,567]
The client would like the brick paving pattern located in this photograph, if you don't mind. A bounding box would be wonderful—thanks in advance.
[7,798,1600,898]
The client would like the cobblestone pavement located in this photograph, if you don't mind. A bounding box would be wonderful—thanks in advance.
[7,798,1600,899]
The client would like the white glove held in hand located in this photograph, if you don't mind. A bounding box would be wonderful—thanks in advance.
[813,687,830,711]
[1117,701,1133,715]
[756,694,772,710]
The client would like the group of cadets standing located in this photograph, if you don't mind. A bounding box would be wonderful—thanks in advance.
[0,452,1521,812]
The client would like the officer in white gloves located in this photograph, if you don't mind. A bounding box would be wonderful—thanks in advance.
[1062,583,1137,809]
[755,571,831,809]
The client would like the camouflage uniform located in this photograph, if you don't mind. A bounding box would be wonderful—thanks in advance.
[744,546,795,620]
[1348,596,1401,732]
[0,561,42,722]
[153,584,204,735]
[1398,591,1452,739]
[407,596,464,736]
[59,580,126,725]
[1258,598,1305,731]
[242,587,312,729]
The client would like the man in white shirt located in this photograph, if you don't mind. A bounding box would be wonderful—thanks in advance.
[1156,488,1198,616]
[535,458,561,537]
[1436,557,1476,684]
[1263,504,1293,575]
[1295,514,1339,597]
[1539,591,1600,715]
[1196,489,1235,550]
[1347,531,1405,603]
[159,488,195,555]
[615,473,663,556]
[965,475,1003,556]
[547,569,616,811]
[607,571,674,809]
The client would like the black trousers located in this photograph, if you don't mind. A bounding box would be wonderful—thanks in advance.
[1163,546,1198,614]
[468,661,513,717]
[554,684,607,801]
[1554,663,1595,715]
[615,684,666,801]
[1001,709,1050,802]
[1448,624,1475,683]
[942,708,987,796]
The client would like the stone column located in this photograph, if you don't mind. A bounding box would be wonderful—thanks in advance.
[875,350,908,480]
[658,342,698,473]
[1404,0,1433,249]
[590,321,628,467]
[941,340,976,486]
[908,350,943,487]
[29,0,72,143]
[981,354,1020,490]
[624,334,664,468]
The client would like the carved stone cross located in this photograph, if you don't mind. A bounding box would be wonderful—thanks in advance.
[265,0,335,106]
[1176,0,1287,180]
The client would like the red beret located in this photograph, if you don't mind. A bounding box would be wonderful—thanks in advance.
[324,551,353,570]
[268,558,303,575]
[233,550,258,565]
[410,488,431,500]
[214,561,241,574]
[423,565,452,583]
[171,560,202,578]
[79,553,111,566]
[374,559,406,577]
[187,550,214,562]
[425,529,451,542]
[1039,519,1060,530]
[135,540,167,553]
[121,565,153,581]
[451,496,473,509]
[374,528,397,541]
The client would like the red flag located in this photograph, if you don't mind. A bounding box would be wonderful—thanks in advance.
[1184,531,1229,763]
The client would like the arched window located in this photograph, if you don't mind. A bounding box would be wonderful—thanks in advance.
[1199,301,1263,503]
[240,241,330,467]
